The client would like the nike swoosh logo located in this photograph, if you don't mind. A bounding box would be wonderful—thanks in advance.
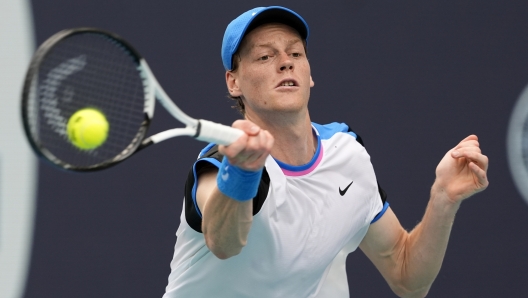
[221,166,229,181]
[339,181,354,196]
[221,173,229,181]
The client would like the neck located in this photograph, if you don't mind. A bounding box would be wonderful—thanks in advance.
[245,108,316,166]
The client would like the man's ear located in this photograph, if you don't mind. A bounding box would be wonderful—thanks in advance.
[226,71,242,97]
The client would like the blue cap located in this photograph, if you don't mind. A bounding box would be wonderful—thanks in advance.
[221,6,310,71]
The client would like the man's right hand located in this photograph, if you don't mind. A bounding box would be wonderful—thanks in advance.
[218,119,274,171]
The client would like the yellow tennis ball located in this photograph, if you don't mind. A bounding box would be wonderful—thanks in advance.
[67,108,109,150]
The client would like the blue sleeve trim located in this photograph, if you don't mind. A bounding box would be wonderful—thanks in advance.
[347,130,357,139]
[311,122,356,140]
[191,157,222,218]
[198,142,216,158]
[370,201,389,224]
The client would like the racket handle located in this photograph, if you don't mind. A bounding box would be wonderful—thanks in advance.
[195,119,244,145]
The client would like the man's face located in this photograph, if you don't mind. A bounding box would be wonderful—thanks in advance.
[226,23,314,117]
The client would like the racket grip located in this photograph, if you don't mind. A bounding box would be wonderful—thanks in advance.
[195,119,244,145]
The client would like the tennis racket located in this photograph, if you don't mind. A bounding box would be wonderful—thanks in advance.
[21,28,243,172]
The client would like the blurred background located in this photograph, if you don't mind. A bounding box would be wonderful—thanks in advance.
[1,0,528,297]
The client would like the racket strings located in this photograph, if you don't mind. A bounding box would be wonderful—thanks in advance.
[27,32,148,169]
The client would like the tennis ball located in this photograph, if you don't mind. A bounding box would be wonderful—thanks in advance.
[67,108,109,150]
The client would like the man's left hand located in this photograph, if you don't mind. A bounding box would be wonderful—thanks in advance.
[434,135,489,204]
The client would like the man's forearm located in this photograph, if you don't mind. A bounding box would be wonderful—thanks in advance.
[398,186,462,297]
[201,187,253,260]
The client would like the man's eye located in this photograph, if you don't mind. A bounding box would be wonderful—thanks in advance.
[292,53,301,58]
[259,55,269,61]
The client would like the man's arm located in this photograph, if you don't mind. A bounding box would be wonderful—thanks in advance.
[196,120,273,260]
[359,135,489,297]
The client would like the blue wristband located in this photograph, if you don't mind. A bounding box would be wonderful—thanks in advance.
[216,156,263,202]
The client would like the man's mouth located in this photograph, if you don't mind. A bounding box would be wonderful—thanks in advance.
[277,79,298,87]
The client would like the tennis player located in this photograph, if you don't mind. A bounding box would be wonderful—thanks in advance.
[163,6,489,298]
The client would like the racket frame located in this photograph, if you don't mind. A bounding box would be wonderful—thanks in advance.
[21,27,243,172]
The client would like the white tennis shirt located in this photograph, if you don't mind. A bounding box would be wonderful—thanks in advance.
[163,122,387,298]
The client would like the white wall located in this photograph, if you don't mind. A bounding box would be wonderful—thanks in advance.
[0,1,37,297]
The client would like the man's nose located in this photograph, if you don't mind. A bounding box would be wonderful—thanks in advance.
[278,53,294,71]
